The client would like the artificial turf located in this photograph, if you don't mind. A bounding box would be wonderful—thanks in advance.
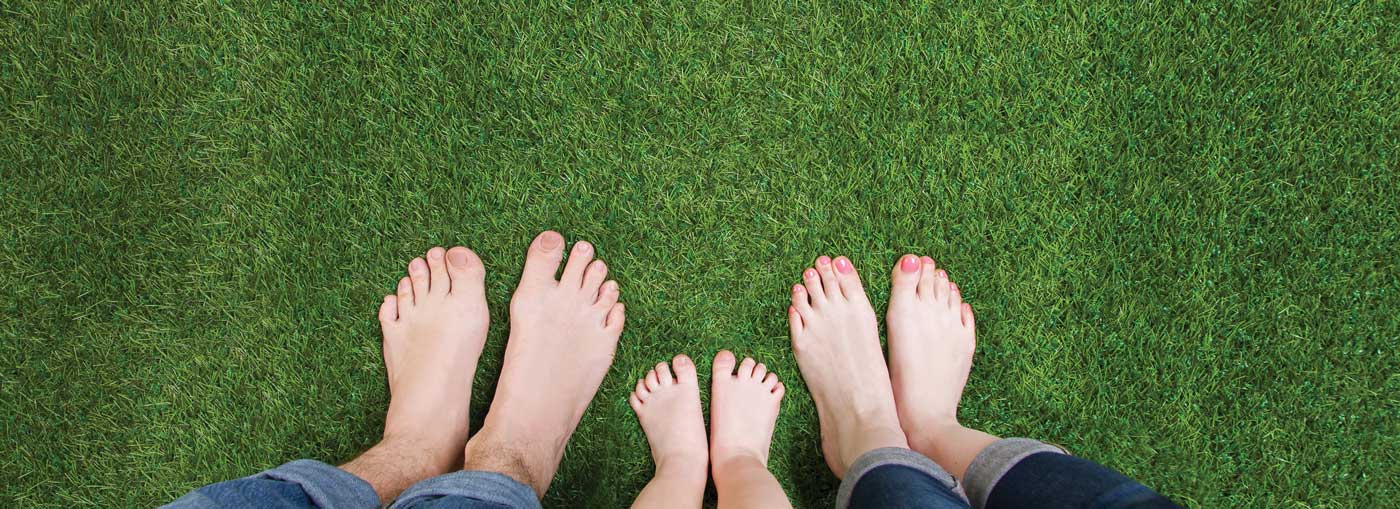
[2,1,1398,507]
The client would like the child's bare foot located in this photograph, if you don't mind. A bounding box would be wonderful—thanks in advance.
[629,355,708,509]
[788,256,910,478]
[463,231,625,496]
[709,351,792,509]
[887,255,988,475]
[342,246,489,500]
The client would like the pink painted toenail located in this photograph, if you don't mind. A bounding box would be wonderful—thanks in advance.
[921,256,934,265]
[805,269,818,279]
[835,257,853,273]
[793,284,805,293]
[900,255,919,273]
[817,256,831,266]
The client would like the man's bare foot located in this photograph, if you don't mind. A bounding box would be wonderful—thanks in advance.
[788,256,910,478]
[342,246,489,501]
[887,255,994,478]
[463,231,625,497]
[629,355,708,509]
[709,351,792,509]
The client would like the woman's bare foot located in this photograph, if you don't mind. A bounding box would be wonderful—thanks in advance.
[629,355,708,509]
[788,256,910,478]
[709,351,792,509]
[463,231,625,497]
[342,246,490,501]
[887,255,996,478]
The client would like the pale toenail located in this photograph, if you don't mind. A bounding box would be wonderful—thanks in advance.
[676,355,691,366]
[937,270,947,279]
[447,249,469,267]
[575,241,592,254]
[793,284,804,294]
[429,248,444,260]
[817,255,832,266]
[804,269,818,279]
[539,231,563,249]
[900,255,920,273]
[410,258,427,272]
[835,257,853,273]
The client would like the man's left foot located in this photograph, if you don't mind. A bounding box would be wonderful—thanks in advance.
[378,246,490,471]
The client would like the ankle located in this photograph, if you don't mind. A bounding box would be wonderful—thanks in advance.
[652,453,709,486]
[373,434,461,475]
[711,449,767,480]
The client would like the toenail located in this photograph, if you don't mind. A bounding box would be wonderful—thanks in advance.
[804,269,818,279]
[410,258,427,272]
[817,255,831,266]
[921,256,934,265]
[429,248,444,259]
[793,284,804,294]
[900,255,920,273]
[539,232,563,249]
[937,270,947,279]
[575,241,592,254]
[447,249,469,267]
[835,257,853,273]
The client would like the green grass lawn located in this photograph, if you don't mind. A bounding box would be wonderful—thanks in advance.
[3,1,1398,506]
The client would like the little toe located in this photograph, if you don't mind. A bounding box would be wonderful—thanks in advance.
[425,247,449,295]
[672,354,698,385]
[713,350,737,377]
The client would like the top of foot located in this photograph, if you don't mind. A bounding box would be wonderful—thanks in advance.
[708,350,785,469]
[466,231,625,495]
[378,246,490,472]
[629,355,709,487]
[788,256,910,478]
[886,255,977,450]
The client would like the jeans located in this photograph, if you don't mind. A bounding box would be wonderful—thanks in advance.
[167,438,1175,509]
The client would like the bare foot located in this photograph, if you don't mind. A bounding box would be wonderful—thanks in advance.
[887,255,992,477]
[342,246,489,501]
[463,231,625,497]
[788,256,909,478]
[629,355,708,509]
[709,351,791,509]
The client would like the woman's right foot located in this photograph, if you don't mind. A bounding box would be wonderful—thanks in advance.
[886,255,978,458]
[787,256,910,478]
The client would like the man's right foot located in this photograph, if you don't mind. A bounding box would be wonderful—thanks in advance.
[464,231,625,496]
[787,256,910,478]
[886,255,978,457]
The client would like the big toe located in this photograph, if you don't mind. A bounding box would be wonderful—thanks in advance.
[520,230,565,284]
[673,354,699,385]
[891,254,921,301]
[713,350,737,378]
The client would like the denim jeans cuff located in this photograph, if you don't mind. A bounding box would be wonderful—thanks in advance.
[963,438,1068,509]
[256,459,381,509]
[391,470,540,509]
[836,447,962,509]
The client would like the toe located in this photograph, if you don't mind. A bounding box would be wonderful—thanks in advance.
[425,247,449,295]
[713,350,737,377]
[949,281,963,308]
[656,362,675,386]
[521,231,566,285]
[378,295,398,324]
[635,378,649,399]
[672,354,698,385]
[737,357,757,378]
[933,269,950,300]
[752,362,768,381]
[833,256,867,301]
[916,257,938,299]
[408,257,430,299]
[791,284,813,316]
[561,241,595,287]
[596,280,620,308]
[787,305,804,337]
[802,268,827,305]
[773,381,786,398]
[891,254,920,301]
[582,259,608,294]
[446,246,485,295]
[396,277,414,306]
[762,372,779,389]
[961,302,976,328]
[629,392,643,410]
[645,369,661,391]
[815,256,841,299]
[604,302,625,331]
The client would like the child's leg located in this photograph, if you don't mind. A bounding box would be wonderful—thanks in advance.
[709,351,793,509]
[629,355,709,509]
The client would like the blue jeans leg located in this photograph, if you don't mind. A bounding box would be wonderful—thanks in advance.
[839,447,970,509]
